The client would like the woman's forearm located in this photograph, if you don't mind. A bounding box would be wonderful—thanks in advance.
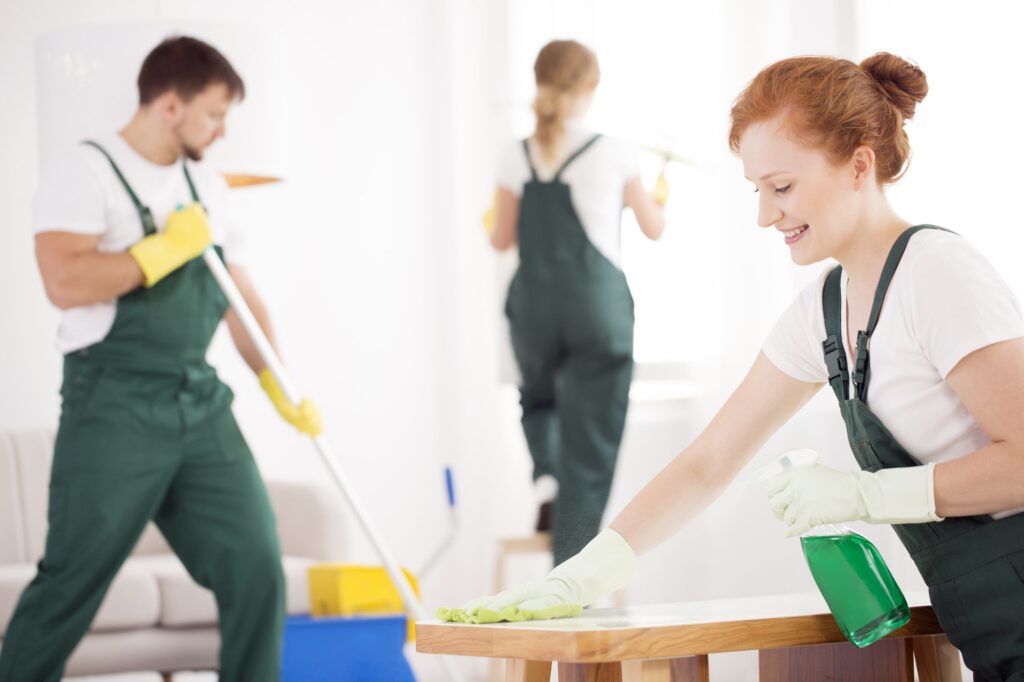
[610,444,733,555]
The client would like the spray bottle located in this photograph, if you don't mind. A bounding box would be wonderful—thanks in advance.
[758,449,910,647]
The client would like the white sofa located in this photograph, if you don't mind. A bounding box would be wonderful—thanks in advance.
[0,429,349,678]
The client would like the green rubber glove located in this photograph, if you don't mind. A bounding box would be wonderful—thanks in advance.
[129,202,212,287]
[436,528,638,623]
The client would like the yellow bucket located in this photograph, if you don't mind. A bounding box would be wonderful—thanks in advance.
[308,564,420,640]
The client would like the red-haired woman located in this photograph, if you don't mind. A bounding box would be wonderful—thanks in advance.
[454,52,1024,680]
[489,39,667,567]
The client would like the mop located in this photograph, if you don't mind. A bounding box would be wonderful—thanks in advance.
[201,248,465,682]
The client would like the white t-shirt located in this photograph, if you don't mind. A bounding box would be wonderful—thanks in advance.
[33,133,243,354]
[496,119,642,268]
[763,229,1024,516]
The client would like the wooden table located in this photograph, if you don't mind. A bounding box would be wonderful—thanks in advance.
[417,592,962,681]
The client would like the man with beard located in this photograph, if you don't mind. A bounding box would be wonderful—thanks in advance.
[0,36,319,682]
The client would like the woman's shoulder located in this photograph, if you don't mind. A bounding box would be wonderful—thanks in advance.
[902,226,993,278]
[899,226,1019,315]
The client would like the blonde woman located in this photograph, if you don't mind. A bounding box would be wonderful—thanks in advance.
[490,40,667,566]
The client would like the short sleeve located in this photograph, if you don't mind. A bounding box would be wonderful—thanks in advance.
[615,137,642,181]
[33,148,107,236]
[496,139,531,196]
[762,270,831,383]
[908,236,1024,377]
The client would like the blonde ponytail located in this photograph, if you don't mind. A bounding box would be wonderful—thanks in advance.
[532,40,600,164]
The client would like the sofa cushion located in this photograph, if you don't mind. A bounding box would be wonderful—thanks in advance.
[131,554,315,627]
[0,560,160,636]
[0,431,57,565]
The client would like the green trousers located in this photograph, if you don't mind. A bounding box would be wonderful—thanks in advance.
[0,357,285,682]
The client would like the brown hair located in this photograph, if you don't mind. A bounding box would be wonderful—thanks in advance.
[728,53,928,185]
[138,36,245,106]
[532,40,600,164]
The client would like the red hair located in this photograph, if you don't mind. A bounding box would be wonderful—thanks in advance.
[729,53,928,185]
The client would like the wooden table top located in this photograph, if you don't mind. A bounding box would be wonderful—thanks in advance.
[416,592,944,663]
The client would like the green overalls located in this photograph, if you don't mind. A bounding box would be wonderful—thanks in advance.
[0,142,285,682]
[822,225,1024,680]
[506,135,634,566]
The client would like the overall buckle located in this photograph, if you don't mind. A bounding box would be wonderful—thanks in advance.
[822,335,847,384]
[853,331,870,389]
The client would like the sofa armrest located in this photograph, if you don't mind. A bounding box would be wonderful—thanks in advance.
[266,479,348,561]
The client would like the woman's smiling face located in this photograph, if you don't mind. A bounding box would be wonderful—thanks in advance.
[739,113,864,266]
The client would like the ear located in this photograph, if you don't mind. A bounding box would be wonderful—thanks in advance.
[150,90,185,124]
[850,146,876,190]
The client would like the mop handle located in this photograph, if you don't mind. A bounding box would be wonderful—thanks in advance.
[201,249,302,405]
[199,249,466,679]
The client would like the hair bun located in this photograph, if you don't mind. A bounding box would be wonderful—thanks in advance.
[860,52,928,120]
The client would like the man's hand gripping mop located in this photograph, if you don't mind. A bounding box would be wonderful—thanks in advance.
[200,248,465,681]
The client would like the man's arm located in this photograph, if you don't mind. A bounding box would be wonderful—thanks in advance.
[35,232,145,309]
[224,263,277,373]
[224,263,323,436]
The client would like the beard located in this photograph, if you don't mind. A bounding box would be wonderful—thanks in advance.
[172,122,206,162]
[182,144,204,162]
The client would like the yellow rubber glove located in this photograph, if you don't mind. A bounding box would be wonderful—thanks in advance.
[482,190,498,233]
[129,202,213,287]
[651,174,669,206]
[258,368,323,436]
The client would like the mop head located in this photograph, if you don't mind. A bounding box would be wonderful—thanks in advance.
[435,602,581,624]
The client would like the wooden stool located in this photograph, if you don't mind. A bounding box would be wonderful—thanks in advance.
[495,533,553,594]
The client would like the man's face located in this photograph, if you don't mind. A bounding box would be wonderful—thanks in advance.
[172,82,234,161]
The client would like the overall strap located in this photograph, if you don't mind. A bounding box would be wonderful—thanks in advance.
[82,140,157,236]
[182,161,203,206]
[821,265,850,402]
[554,134,602,180]
[855,225,952,400]
[821,224,954,403]
[522,139,538,182]
[864,225,950,338]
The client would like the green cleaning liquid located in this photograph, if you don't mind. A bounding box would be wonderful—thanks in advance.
[800,532,910,647]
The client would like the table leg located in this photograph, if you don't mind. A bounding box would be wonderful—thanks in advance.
[913,635,963,682]
[759,638,913,681]
[621,659,670,682]
[506,658,553,682]
[622,656,709,682]
[559,657,709,682]
[558,661,622,681]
